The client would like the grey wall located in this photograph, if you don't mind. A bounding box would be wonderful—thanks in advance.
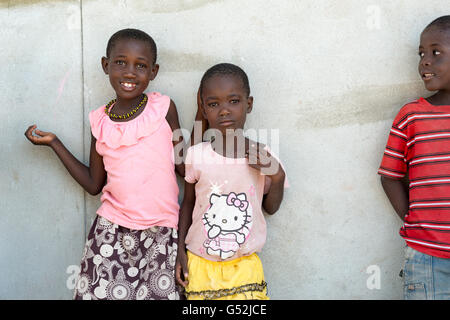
[1,0,447,299]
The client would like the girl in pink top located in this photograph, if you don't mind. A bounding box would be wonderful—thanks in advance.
[24,29,201,300]
[176,63,288,299]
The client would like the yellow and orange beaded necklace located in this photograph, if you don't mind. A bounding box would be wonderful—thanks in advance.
[104,94,148,120]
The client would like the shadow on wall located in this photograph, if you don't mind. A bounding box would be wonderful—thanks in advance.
[296,81,426,129]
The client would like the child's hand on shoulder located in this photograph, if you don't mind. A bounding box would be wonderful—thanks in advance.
[24,125,58,147]
[245,142,285,182]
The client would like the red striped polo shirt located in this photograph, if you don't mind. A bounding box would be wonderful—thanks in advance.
[378,97,450,258]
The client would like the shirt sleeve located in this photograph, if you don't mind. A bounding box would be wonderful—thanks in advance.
[378,110,408,179]
[184,146,199,184]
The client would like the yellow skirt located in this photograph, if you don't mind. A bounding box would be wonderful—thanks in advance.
[185,251,269,300]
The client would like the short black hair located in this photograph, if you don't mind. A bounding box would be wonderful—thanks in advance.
[200,63,250,101]
[424,15,450,33]
[106,28,157,64]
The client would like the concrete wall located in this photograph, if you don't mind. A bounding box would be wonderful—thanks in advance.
[1,0,447,299]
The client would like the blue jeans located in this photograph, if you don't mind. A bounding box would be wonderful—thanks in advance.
[403,245,450,300]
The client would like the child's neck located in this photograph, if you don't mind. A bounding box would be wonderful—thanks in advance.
[426,90,450,106]
[211,132,249,159]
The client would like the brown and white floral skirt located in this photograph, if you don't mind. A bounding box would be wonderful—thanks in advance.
[73,215,181,300]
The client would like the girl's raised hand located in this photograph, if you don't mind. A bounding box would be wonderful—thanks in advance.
[24,125,57,147]
[247,142,286,214]
[195,86,201,119]
[192,86,208,144]
[245,142,282,178]
[195,86,206,123]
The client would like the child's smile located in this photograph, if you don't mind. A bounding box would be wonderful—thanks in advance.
[120,81,137,91]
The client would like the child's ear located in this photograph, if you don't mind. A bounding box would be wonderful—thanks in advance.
[101,56,109,75]
[149,63,159,80]
[246,96,254,114]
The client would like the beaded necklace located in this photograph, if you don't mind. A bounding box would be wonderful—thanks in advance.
[104,94,148,120]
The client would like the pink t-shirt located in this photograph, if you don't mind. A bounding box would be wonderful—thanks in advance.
[184,142,288,262]
[89,92,179,230]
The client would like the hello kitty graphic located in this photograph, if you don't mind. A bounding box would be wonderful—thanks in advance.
[202,192,253,260]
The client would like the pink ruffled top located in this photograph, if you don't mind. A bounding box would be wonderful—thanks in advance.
[89,92,179,230]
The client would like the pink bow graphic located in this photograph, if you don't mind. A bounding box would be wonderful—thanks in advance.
[226,192,248,212]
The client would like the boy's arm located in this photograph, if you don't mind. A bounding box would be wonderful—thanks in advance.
[175,181,196,287]
[380,175,409,221]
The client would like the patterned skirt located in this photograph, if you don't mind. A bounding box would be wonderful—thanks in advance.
[73,215,181,300]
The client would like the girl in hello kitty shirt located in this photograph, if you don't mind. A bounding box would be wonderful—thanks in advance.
[175,63,289,300]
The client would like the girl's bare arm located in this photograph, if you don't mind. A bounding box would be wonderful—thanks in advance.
[166,95,207,178]
[246,142,286,215]
[165,100,185,177]
[175,181,196,287]
[262,170,286,215]
[25,125,106,195]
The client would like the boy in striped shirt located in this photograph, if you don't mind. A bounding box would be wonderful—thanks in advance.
[379,15,450,299]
